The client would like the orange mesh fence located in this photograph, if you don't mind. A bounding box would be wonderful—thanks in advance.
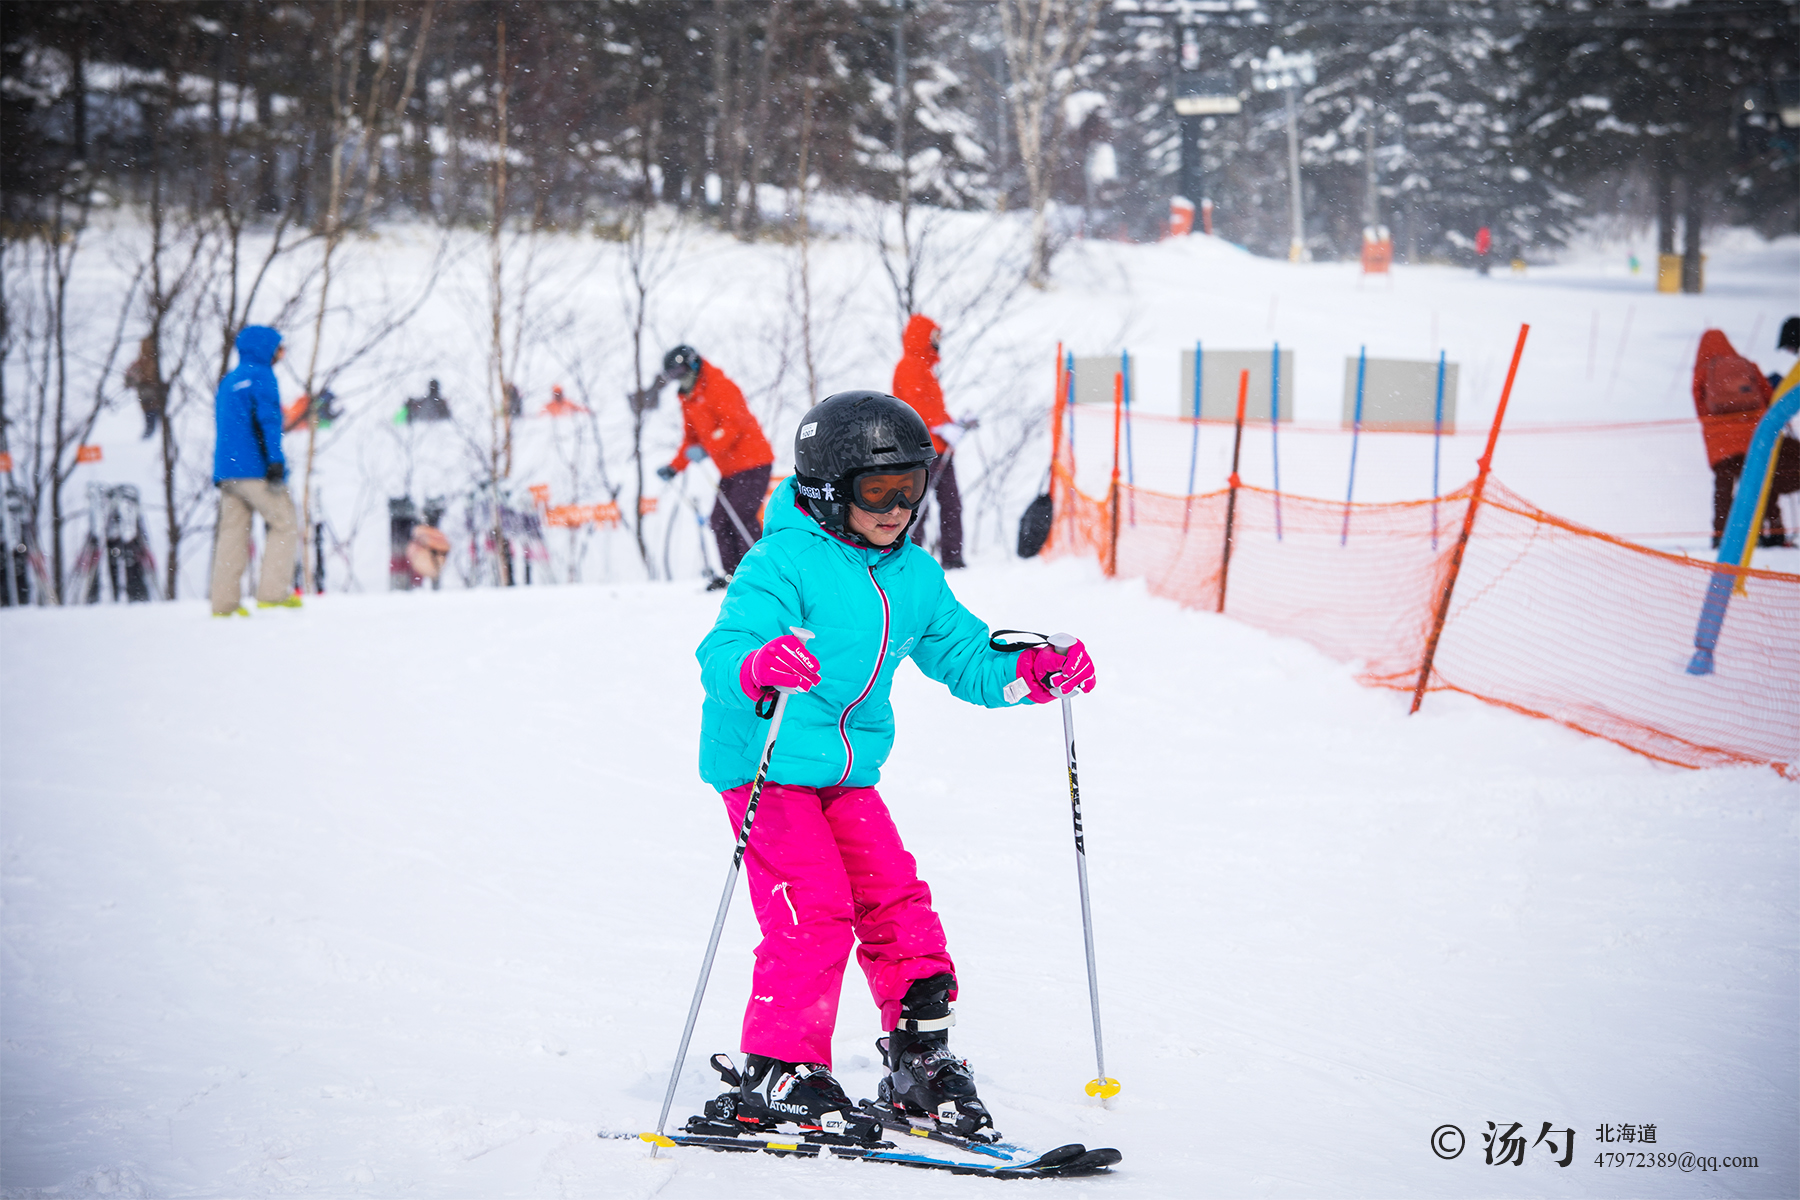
[1045,462,1800,778]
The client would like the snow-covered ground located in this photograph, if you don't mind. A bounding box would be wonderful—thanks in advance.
[3,558,1795,1198]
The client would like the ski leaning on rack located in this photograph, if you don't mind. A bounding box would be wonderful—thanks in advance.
[610,1126,1121,1179]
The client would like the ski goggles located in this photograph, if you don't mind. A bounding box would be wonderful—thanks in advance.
[848,466,930,514]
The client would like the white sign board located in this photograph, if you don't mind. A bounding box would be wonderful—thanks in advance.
[1179,348,1295,423]
[1250,48,1316,92]
[1174,94,1242,116]
[1340,357,1459,433]
[1071,356,1136,407]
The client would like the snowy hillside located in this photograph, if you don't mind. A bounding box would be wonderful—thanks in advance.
[3,558,1794,1198]
[30,212,1800,601]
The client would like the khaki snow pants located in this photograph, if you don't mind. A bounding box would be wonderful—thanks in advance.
[210,478,299,613]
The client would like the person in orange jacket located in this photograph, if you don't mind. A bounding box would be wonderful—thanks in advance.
[1692,328,1797,548]
[655,345,775,580]
[891,314,975,569]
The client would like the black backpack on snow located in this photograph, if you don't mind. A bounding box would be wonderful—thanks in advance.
[1017,489,1053,558]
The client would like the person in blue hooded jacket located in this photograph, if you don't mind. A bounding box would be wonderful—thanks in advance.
[209,325,301,615]
[693,391,1098,1144]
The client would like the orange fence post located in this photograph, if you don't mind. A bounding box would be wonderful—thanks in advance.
[1216,369,1251,613]
[1410,324,1531,714]
[1063,351,1079,551]
[1047,344,1066,554]
[1108,371,1123,576]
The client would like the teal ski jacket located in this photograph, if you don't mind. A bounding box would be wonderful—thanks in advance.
[696,477,1031,791]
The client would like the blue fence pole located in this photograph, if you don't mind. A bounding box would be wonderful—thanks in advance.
[1121,348,1136,525]
[1431,350,1446,550]
[1341,345,1366,546]
[1182,342,1203,534]
[1688,377,1800,675]
[1187,343,1203,495]
[1271,343,1284,541]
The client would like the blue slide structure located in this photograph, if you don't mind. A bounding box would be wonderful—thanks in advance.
[1687,372,1800,676]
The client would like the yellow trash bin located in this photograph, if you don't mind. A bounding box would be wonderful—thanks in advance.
[1657,252,1705,293]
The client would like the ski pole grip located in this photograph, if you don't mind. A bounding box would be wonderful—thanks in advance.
[776,627,816,696]
[1047,632,1077,697]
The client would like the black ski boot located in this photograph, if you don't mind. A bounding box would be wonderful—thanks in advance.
[726,1053,882,1143]
[876,972,996,1140]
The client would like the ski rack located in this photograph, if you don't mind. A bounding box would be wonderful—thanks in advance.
[65,483,160,604]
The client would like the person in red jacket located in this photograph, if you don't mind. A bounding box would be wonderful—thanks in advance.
[656,345,776,580]
[1692,328,1797,548]
[891,314,975,569]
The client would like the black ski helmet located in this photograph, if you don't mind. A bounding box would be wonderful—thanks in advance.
[793,391,936,539]
[1779,317,1800,354]
[663,344,701,377]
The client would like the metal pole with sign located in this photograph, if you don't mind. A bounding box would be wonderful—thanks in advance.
[1251,48,1316,262]
[1173,72,1241,222]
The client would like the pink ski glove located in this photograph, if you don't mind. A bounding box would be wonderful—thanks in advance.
[740,633,822,698]
[1015,639,1097,703]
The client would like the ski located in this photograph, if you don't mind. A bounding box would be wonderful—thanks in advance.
[858,1096,1024,1159]
[619,1057,1121,1177]
[612,1127,1120,1178]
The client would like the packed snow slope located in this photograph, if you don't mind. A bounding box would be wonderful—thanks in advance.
[3,561,1795,1198]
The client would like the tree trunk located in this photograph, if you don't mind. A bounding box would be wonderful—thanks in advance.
[147,120,181,600]
[999,0,1098,289]
[1655,161,1675,256]
[798,68,818,403]
[662,115,688,208]
[1363,108,1378,231]
[1680,182,1703,294]
[48,209,70,602]
[409,90,434,216]
[740,0,784,240]
[161,390,180,599]
[257,83,280,214]
[711,1,738,227]
[490,14,514,585]
[894,0,909,256]
[208,75,227,213]
[70,20,87,162]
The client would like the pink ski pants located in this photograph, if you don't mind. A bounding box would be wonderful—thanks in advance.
[721,781,956,1067]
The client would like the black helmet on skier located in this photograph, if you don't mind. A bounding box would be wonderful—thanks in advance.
[793,391,937,541]
[663,344,702,383]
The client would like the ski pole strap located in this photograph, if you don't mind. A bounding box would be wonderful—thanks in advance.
[989,628,1050,653]
[893,1012,955,1033]
[756,686,779,719]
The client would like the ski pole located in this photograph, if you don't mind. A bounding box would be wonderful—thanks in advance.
[650,627,814,1152]
[689,496,720,583]
[916,443,955,553]
[661,469,690,582]
[1048,632,1119,1102]
[705,462,760,554]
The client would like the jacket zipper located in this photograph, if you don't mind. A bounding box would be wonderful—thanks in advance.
[835,563,890,786]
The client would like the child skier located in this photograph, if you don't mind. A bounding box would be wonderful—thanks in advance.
[694,391,1097,1143]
